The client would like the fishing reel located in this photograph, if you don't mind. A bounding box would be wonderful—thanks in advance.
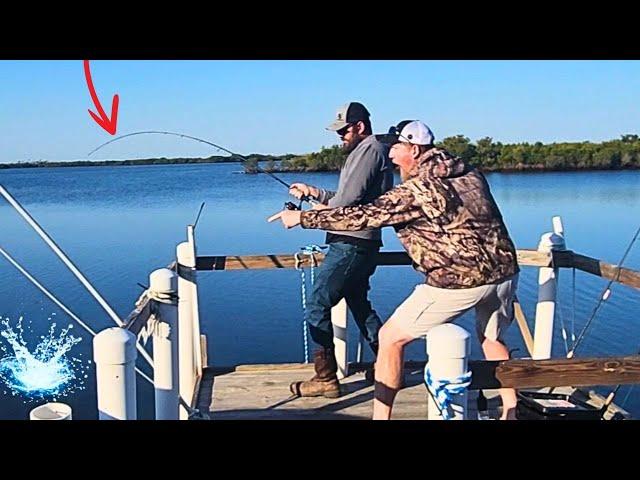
[284,200,303,211]
[284,194,315,211]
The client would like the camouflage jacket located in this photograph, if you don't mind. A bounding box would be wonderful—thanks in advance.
[301,147,519,288]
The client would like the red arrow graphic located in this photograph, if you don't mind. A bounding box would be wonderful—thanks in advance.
[84,60,119,135]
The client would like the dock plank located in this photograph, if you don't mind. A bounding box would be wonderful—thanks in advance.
[198,364,505,420]
[195,363,632,420]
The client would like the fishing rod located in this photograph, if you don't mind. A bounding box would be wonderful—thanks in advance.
[137,201,208,295]
[546,222,639,398]
[87,130,316,210]
[567,222,640,359]
[193,202,205,231]
[0,185,156,371]
[598,343,640,420]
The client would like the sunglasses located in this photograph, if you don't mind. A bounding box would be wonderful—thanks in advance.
[336,123,355,137]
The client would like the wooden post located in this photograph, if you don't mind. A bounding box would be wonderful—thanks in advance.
[513,297,535,357]
[332,299,348,379]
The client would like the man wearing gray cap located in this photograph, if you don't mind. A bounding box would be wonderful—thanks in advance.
[271,120,520,419]
[286,102,394,398]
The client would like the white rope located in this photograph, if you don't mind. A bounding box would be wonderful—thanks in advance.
[556,283,570,355]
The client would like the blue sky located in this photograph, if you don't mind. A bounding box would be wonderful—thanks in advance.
[1,60,639,163]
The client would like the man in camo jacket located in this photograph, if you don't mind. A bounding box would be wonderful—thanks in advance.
[269,120,520,420]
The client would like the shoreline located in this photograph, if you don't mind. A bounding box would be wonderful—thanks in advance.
[2,161,639,175]
[251,164,640,175]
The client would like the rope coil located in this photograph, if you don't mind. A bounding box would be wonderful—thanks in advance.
[147,290,179,305]
[424,368,472,420]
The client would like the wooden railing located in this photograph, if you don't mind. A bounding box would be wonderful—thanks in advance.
[195,249,640,290]
[193,247,640,389]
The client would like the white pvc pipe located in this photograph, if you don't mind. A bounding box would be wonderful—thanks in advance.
[0,185,123,327]
[177,240,197,420]
[552,216,564,237]
[0,186,156,373]
[331,298,348,380]
[426,324,470,420]
[533,220,566,360]
[93,327,137,420]
[150,268,180,420]
[30,402,72,420]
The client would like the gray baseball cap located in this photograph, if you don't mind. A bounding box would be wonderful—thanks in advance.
[326,102,370,131]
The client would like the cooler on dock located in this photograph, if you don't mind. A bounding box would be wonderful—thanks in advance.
[516,391,604,420]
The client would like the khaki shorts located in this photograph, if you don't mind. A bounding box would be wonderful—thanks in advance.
[390,274,519,342]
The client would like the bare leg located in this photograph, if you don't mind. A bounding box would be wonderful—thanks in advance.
[373,320,415,420]
[482,338,517,420]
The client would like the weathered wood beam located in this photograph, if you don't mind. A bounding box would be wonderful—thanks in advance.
[468,355,640,390]
[195,254,323,271]
[195,248,553,271]
[194,249,640,290]
[513,298,534,357]
[570,252,640,290]
[208,356,640,390]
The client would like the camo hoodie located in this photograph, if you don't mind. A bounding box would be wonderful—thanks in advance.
[300,147,519,289]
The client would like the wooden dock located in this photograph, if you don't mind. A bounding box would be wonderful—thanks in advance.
[194,363,631,420]
[114,228,640,421]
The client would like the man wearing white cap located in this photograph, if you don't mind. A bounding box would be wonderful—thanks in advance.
[269,120,520,419]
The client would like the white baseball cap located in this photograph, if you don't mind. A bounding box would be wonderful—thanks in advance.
[376,120,435,146]
[397,120,435,145]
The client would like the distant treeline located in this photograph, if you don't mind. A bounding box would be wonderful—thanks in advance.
[4,135,640,173]
[254,134,640,173]
[0,153,296,170]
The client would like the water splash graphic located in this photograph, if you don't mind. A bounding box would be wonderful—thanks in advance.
[0,316,89,401]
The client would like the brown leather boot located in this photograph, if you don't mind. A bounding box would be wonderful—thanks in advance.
[289,347,341,398]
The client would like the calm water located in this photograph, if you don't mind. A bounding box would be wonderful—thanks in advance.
[1,163,639,419]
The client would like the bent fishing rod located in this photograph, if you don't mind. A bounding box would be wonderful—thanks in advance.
[88,130,317,210]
